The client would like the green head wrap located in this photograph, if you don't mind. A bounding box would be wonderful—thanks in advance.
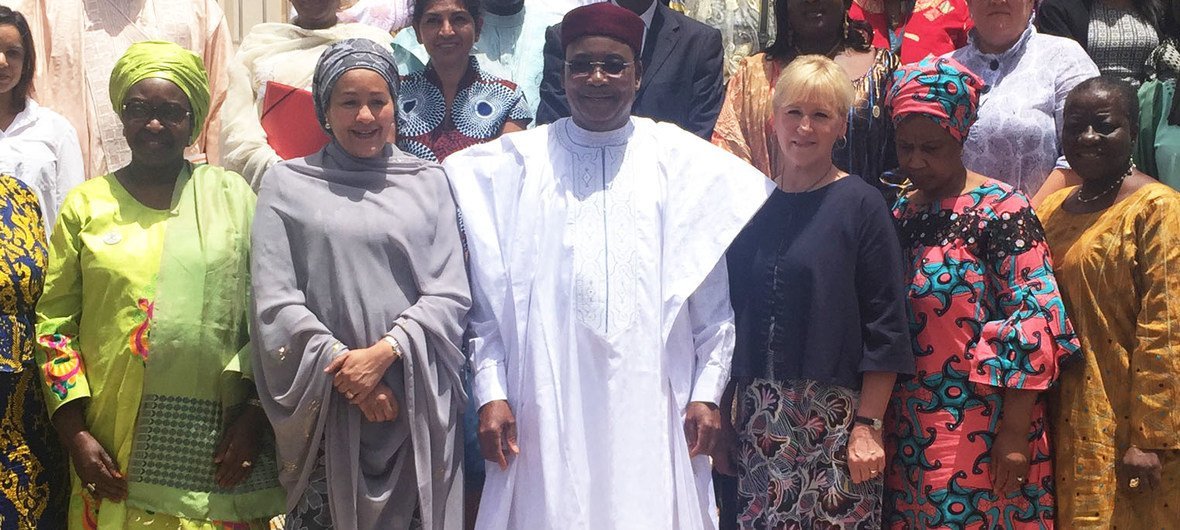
[109,41,210,144]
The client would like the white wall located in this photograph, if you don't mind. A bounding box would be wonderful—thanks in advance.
[221,0,289,45]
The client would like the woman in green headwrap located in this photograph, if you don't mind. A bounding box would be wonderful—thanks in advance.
[33,41,285,530]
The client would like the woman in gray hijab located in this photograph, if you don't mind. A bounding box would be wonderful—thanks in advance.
[250,38,470,530]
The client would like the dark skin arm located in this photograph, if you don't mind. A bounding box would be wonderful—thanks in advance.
[478,400,519,470]
[712,381,739,476]
[52,400,127,501]
[991,388,1037,496]
[212,402,267,488]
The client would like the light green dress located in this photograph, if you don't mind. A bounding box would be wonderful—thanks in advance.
[1136,78,1180,188]
[35,164,284,529]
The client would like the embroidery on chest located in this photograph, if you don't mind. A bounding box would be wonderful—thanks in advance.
[567,147,640,336]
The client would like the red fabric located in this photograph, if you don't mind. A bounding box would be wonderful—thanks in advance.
[261,81,332,160]
[849,0,973,65]
[560,3,645,57]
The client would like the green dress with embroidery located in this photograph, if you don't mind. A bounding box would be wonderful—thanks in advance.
[34,164,284,530]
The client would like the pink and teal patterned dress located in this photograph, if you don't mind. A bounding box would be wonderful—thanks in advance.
[885,180,1079,529]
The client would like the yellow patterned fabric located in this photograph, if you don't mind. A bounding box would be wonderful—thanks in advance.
[0,175,49,371]
[1039,183,1180,529]
[0,173,68,528]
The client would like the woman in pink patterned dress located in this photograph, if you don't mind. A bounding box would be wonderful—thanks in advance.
[883,57,1080,529]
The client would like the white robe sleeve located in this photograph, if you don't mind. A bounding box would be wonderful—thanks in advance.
[220,57,282,189]
[468,272,510,408]
[686,257,735,405]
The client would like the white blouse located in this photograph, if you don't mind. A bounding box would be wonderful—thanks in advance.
[0,99,84,234]
[949,26,1099,196]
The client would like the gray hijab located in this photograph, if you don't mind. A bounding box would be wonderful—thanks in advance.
[312,38,401,132]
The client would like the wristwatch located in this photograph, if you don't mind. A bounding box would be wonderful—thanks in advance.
[854,415,883,431]
[382,334,404,361]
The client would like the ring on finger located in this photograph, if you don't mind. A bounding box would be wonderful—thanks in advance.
[1016,476,1026,484]
[84,482,97,493]
[346,391,356,400]
[240,460,253,469]
[1129,477,1141,489]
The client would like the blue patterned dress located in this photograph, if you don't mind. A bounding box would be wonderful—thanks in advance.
[396,56,532,162]
[885,180,1079,529]
[0,174,67,529]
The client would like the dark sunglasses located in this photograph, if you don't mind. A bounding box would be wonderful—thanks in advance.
[565,58,633,78]
[121,101,192,126]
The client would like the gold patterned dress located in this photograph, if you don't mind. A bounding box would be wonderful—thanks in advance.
[0,174,68,529]
[1038,183,1180,529]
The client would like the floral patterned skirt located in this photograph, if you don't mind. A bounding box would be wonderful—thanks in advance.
[735,378,881,529]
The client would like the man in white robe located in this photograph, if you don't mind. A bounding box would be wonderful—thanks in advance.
[444,4,774,528]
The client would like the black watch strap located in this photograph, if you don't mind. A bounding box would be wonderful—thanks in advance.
[854,415,883,430]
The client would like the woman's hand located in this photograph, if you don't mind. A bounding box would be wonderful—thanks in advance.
[213,405,265,488]
[52,401,127,501]
[324,340,398,404]
[990,429,1031,496]
[847,424,886,483]
[1120,446,1163,492]
[67,430,128,501]
[357,383,400,423]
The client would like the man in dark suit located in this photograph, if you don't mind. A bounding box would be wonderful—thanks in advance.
[535,0,725,139]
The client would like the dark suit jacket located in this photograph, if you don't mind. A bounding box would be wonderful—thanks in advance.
[535,4,725,139]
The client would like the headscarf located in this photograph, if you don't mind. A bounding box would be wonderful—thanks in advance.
[561,3,645,58]
[312,38,400,133]
[109,41,210,144]
[886,56,985,143]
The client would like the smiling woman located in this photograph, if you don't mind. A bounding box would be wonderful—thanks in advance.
[35,41,285,530]
[395,0,532,162]
[1039,77,1180,529]
[720,55,914,529]
[0,6,78,529]
[252,38,470,530]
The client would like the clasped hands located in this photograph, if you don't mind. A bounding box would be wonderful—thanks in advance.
[477,400,721,471]
[324,339,401,422]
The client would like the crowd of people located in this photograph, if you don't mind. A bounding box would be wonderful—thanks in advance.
[0,0,1177,529]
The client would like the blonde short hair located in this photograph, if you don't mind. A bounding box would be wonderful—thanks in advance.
[772,55,856,118]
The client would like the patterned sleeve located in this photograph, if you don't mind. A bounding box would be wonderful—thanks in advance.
[968,192,1080,390]
[1129,193,1180,449]
[506,82,533,125]
[710,57,755,165]
[34,194,92,414]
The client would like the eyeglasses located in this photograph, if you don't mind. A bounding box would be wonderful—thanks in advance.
[121,101,192,126]
[565,58,633,78]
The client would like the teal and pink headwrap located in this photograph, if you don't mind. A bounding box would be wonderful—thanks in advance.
[886,57,985,143]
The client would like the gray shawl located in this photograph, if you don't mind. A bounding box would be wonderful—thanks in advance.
[250,140,470,530]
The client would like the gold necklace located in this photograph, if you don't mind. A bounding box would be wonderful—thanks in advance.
[1076,165,1132,203]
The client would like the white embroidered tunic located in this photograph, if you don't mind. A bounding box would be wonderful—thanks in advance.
[445,117,774,529]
